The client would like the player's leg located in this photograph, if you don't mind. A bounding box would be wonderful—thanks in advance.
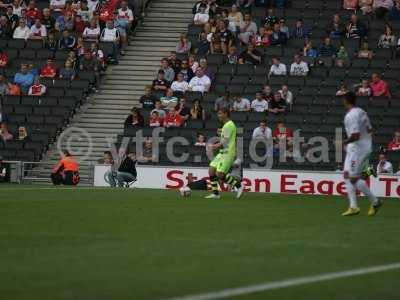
[356,154,382,216]
[218,155,243,199]
[205,155,222,199]
[342,151,360,216]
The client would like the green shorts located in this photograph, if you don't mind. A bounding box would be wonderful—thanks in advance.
[209,153,235,174]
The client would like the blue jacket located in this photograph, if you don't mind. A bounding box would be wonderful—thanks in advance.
[14,72,34,88]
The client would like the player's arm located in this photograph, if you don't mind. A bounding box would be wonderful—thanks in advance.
[344,132,360,145]
[343,115,360,145]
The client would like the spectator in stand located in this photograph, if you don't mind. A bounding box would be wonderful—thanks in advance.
[28,77,46,96]
[140,86,157,110]
[28,63,39,77]
[269,92,287,114]
[87,0,98,13]
[336,45,349,67]
[168,51,181,75]
[116,0,134,55]
[164,107,184,128]
[0,49,8,68]
[77,1,90,23]
[238,13,258,45]
[0,75,9,96]
[214,19,233,54]
[151,100,166,118]
[263,85,274,102]
[176,33,191,54]
[278,84,293,106]
[194,132,206,147]
[303,40,318,58]
[171,72,189,94]
[251,27,271,47]
[373,0,394,19]
[179,59,194,82]
[319,37,337,58]
[0,16,12,39]
[90,43,106,70]
[252,120,272,140]
[336,83,350,96]
[228,4,243,28]
[279,18,290,39]
[124,107,144,128]
[269,57,287,76]
[290,19,310,39]
[360,0,373,14]
[263,8,278,27]
[377,153,393,174]
[41,8,55,32]
[58,30,76,50]
[30,19,46,40]
[80,51,100,91]
[346,14,367,39]
[188,54,199,73]
[344,0,358,10]
[175,97,191,121]
[270,23,287,46]
[190,99,205,120]
[100,20,120,63]
[188,67,211,93]
[55,11,74,32]
[40,59,57,78]
[273,121,293,155]
[388,130,400,151]
[389,0,400,19]
[11,0,24,17]
[83,19,101,41]
[50,0,66,12]
[239,44,262,65]
[290,54,309,76]
[13,19,30,40]
[199,58,214,82]
[197,32,210,57]
[157,58,175,83]
[4,6,18,31]
[17,126,29,141]
[211,36,224,54]
[160,88,178,110]
[370,73,390,97]
[152,70,169,92]
[194,4,209,25]
[14,64,34,94]
[139,138,156,163]
[66,51,78,69]
[73,15,86,35]
[358,41,373,59]
[0,123,13,142]
[45,32,58,53]
[327,14,346,39]
[59,61,76,81]
[355,79,372,96]
[251,92,268,112]
[226,46,239,64]
[378,24,396,48]
[149,110,164,127]
[232,95,251,112]
[215,92,231,111]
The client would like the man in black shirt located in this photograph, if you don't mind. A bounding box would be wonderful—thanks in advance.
[41,8,56,32]
[116,153,137,187]
[239,44,262,65]
[5,6,18,30]
[152,70,169,92]
[175,97,190,120]
[215,20,233,54]
[140,86,157,110]
[0,16,12,38]
[268,92,287,114]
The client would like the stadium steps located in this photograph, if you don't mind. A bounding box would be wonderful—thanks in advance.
[34,0,197,184]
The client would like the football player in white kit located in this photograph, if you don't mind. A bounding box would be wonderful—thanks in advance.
[342,92,382,216]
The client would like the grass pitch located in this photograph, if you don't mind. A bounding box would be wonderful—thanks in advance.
[0,185,399,300]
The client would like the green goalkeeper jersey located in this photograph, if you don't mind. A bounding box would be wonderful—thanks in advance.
[220,120,237,157]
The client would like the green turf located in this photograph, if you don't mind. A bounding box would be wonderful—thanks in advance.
[0,186,399,300]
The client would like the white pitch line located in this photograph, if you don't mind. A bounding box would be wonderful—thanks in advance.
[164,262,400,300]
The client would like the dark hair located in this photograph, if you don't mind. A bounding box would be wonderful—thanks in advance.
[104,151,112,156]
[344,92,357,105]
[218,107,230,116]
[62,150,71,156]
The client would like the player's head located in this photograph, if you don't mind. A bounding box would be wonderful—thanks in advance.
[217,107,230,122]
[62,150,71,158]
[344,92,356,109]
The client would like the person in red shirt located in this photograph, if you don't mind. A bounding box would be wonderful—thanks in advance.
[370,73,390,97]
[0,49,8,68]
[74,14,85,34]
[26,0,42,23]
[51,150,80,185]
[273,121,294,155]
[28,77,47,96]
[164,107,183,128]
[40,59,57,78]
[388,130,400,151]
[149,111,164,127]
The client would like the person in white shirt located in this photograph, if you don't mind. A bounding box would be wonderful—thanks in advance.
[252,120,272,140]
[188,67,211,93]
[28,78,47,96]
[171,73,189,93]
[83,19,100,41]
[269,57,287,76]
[194,6,209,25]
[278,84,293,105]
[251,92,269,112]
[377,153,393,174]
[87,0,99,12]
[117,0,134,54]
[13,19,31,40]
[30,19,47,39]
[342,92,381,217]
[232,95,250,111]
[100,20,120,62]
[290,54,309,76]
[50,0,66,12]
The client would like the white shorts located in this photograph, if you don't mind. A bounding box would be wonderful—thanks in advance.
[344,145,371,178]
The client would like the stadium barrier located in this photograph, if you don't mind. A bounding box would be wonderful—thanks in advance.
[94,165,400,198]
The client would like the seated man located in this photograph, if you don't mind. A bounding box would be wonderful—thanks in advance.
[14,64,34,94]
